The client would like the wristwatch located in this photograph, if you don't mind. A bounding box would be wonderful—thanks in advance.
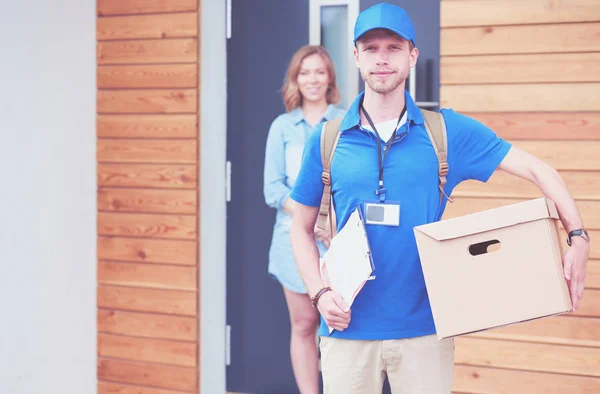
[567,229,590,246]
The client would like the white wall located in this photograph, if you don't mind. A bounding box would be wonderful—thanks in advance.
[200,0,227,392]
[0,1,97,393]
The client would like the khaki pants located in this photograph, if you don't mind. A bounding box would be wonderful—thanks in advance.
[319,335,454,394]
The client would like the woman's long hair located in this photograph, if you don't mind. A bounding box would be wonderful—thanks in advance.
[281,45,341,112]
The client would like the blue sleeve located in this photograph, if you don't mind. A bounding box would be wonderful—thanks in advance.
[263,116,291,209]
[442,109,512,183]
[290,123,325,207]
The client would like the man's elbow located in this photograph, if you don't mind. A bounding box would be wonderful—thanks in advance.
[291,216,312,239]
[531,160,561,187]
[291,205,317,238]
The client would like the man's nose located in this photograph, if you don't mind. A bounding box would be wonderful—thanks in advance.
[376,51,389,65]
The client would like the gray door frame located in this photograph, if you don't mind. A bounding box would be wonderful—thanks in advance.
[199,1,227,393]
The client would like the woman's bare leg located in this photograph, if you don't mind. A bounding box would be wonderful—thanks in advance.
[283,287,321,394]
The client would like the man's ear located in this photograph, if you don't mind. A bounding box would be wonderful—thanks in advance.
[353,46,360,68]
[409,46,419,68]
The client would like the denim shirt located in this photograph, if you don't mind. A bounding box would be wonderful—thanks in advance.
[263,104,347,292]
[264,104,347,227]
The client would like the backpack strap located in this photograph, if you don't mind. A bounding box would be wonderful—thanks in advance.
[421,109,453,203]
[316,117,343,233]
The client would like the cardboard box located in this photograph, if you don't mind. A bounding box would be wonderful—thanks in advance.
[414,197,572,339]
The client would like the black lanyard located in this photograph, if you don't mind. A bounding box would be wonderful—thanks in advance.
[360,104,407,202]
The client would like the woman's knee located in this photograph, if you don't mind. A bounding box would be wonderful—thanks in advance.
[290,312,319,337]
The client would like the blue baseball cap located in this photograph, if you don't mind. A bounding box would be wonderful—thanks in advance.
[353,3,416,47]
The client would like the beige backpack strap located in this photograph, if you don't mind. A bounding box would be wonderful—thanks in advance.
[317,117,343,233]
[421,109,452,203]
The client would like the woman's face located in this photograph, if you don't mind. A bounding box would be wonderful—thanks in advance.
[296,53,330,105]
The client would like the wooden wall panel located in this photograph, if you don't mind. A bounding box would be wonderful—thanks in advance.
[454,171,600,200]
[97,39,197,65]
[442,1,600,391]
[444,198,600,230]
[98,333,197,367]
[470,316,600,347]
[98,188,197,214]
[97,114,197,138]
[589,260,600,289]
[441,23,600,56]
[98,65,198,89]
[97,0,197,16]
[97,164,197,189]
[464,112,600,141]
[97,237,197,265]
[98,261,197,291]
[97,212,197,240]
[455,337,600,376]
[97,285,197,316]
[511,141,600,170]
[97,13,197,40]
[97,309,197,341]
[99,381,188,394]
[576,289,600,317]
[96,5,201,391]
[454,365,600,394]
[441,53,600,85]
[97,139,197,163]
[97,359,197,392]
[97,89,197,114]
[441,83,600,112]
[441,0,600,27]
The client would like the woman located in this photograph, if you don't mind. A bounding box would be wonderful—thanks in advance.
[263,45,345,394]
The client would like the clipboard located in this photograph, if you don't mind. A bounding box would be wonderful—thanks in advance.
[319,205,375,334]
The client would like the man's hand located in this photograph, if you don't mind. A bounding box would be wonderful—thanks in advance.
[316,290,351,331]
[563,237,589,311]
[314,222,332,248]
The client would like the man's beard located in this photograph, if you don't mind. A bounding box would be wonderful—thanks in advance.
[360,68,404,94]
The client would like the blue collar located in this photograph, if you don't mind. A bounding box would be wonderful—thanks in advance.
[338,90,424,132]
[289,104,339,125]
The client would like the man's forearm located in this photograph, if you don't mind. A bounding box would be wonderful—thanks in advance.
[532,164,583,232]
[290,225,323,296]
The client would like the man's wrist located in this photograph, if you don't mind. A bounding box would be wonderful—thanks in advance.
[570,236,589,247]
[310,287,331,308]
[307,282,325,297]
[567,228,590,246]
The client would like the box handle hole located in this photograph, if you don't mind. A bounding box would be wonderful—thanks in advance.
[469,240,501,256]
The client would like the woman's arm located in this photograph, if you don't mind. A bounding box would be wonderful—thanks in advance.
[263,118,293,212]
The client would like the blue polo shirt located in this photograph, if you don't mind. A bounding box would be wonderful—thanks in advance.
[290,91,512,340]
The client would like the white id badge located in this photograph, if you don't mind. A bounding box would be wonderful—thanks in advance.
[364,201,400,226]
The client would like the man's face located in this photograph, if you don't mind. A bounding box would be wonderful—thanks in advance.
[354,29,418,95]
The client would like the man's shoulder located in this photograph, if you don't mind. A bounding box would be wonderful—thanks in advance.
[438,108,464,125]
[438,108,487,130]
[437,108,499,146]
